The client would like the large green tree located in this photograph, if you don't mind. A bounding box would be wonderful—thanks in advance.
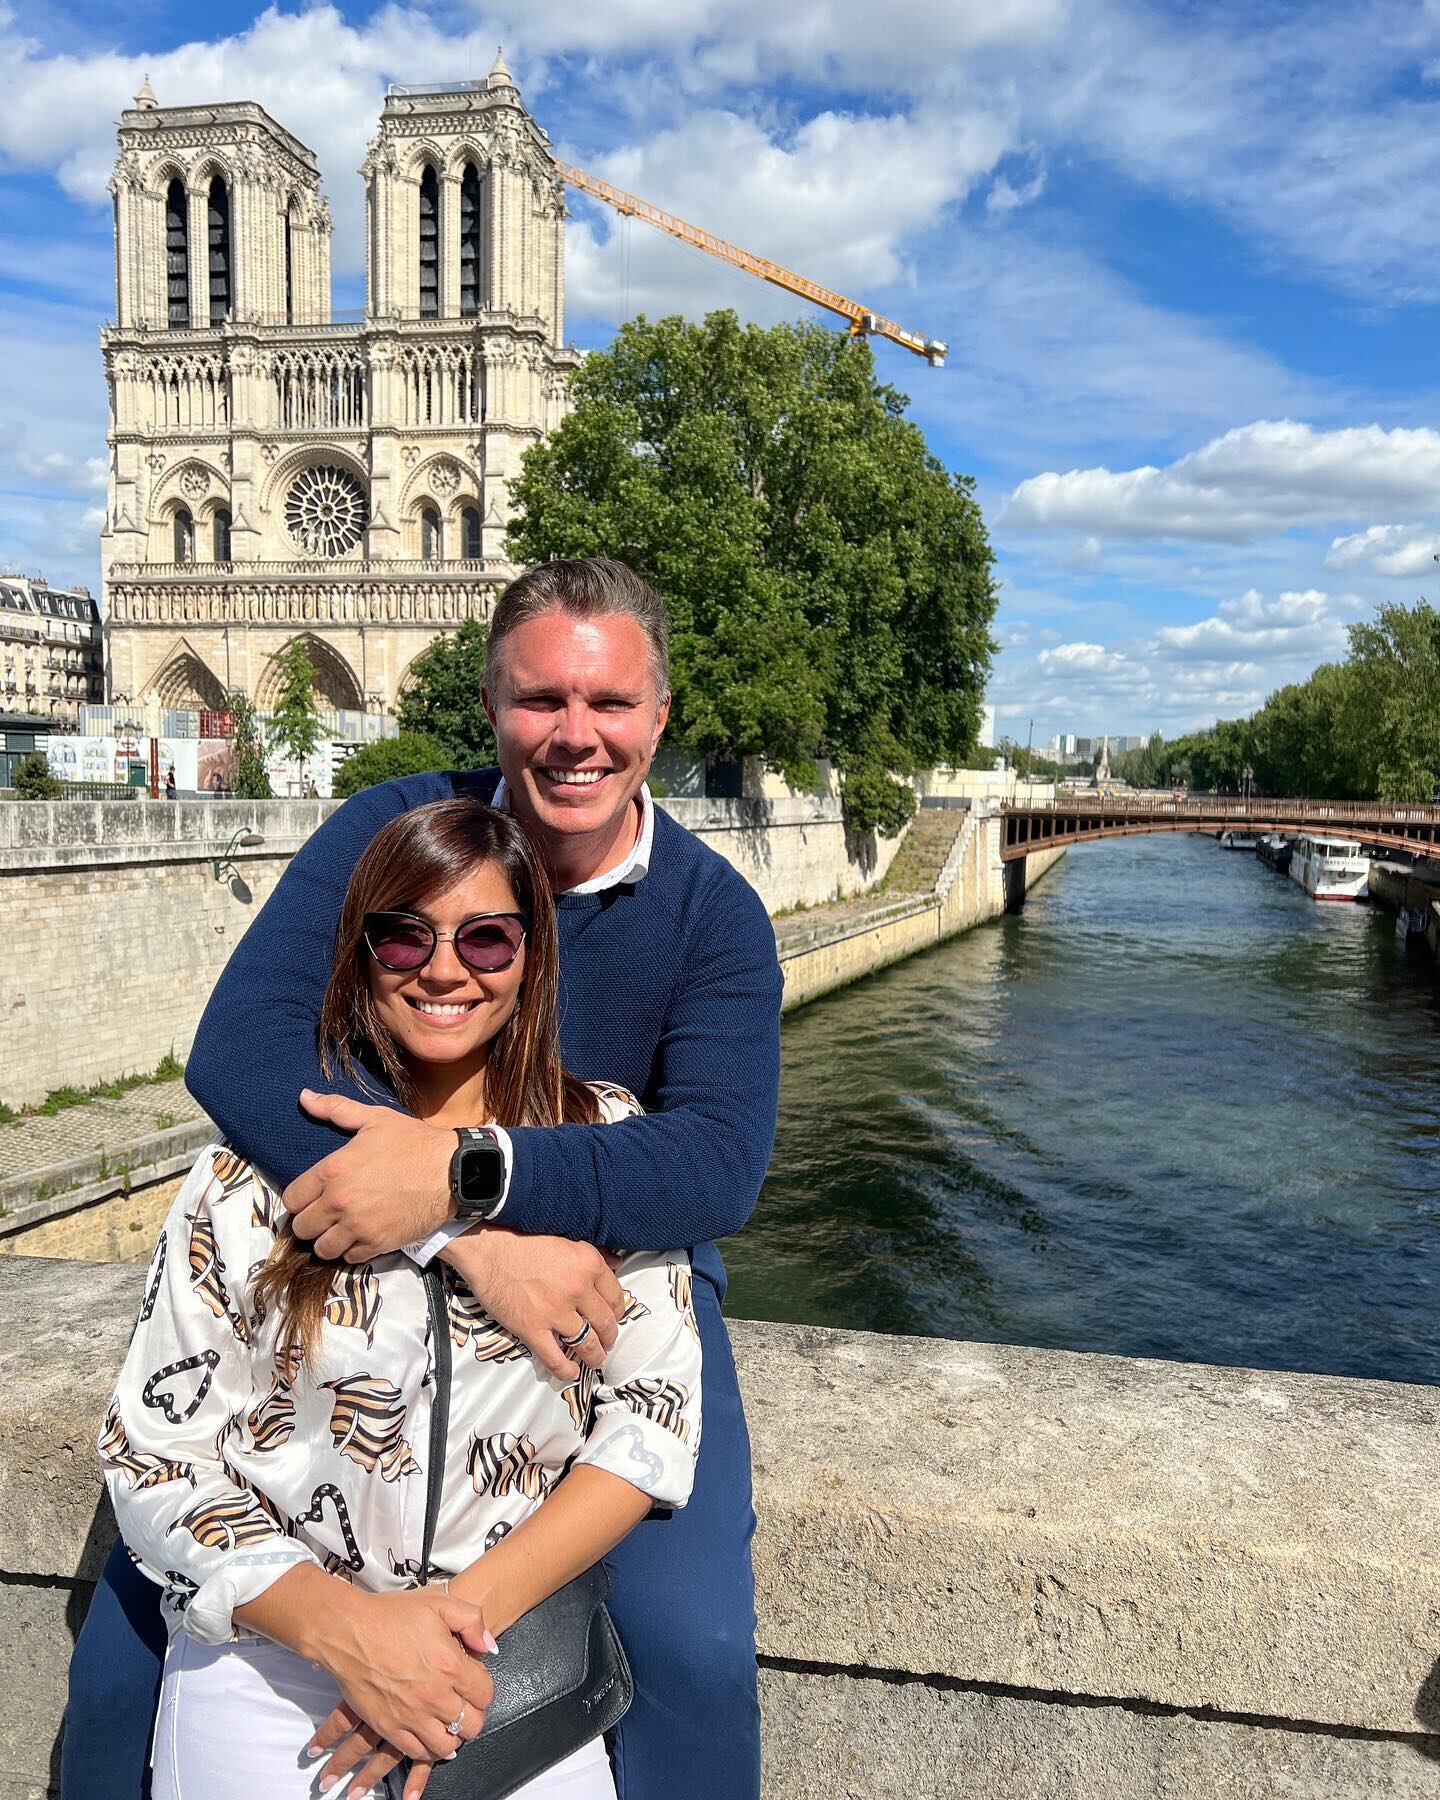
[1345,600,1440,802]
[507,312,998,833]
[396,618,497,769]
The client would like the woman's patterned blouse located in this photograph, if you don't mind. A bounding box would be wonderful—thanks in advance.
[99,1090,702,1645]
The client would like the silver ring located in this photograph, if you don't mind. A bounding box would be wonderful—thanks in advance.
[559,1321,593,1350]
[446,1701,467,1739]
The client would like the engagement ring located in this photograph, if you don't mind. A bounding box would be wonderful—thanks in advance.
[446,1702,467,1738]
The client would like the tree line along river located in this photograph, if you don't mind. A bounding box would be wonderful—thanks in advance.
[723,832,1440,1386]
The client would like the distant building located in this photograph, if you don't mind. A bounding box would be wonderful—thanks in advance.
[0,575,105,728]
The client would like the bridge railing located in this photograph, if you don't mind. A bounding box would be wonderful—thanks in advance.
[1003,794,1440,824]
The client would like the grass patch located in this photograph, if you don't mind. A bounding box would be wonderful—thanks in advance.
[2,1051,185,1126]
[154,1110,178,1132]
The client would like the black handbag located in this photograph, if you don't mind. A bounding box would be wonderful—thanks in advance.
[411,1266,633,1800]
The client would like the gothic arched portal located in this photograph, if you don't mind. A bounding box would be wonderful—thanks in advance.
[255,633,364,713]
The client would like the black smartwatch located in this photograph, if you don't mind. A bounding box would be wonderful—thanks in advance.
[449,1126,507,1221]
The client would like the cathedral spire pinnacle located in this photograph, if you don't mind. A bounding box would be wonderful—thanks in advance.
[487,46,517,93]
[134,73,158,110]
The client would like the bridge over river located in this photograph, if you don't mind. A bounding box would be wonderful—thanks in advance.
[1000,793,1440,862]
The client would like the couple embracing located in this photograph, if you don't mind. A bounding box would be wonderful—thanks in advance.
[65,558,782,1800]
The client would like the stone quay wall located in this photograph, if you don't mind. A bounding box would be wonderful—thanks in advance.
[777,816,1064,1012]
[0,794,904,1107]
[3,1253,1438,1799]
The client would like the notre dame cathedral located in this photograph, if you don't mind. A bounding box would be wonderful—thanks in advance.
[101,53,578,717]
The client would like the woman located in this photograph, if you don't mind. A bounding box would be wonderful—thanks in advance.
[98,799,701,1800]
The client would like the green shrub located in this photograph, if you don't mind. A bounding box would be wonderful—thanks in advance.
[14,752,62,800]
[332,733,453,798]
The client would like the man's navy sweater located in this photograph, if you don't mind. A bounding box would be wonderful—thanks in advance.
[186,770,783,1294]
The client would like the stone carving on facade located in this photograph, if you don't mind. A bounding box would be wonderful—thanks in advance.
[180,464,211,500]
[430,458,460,496]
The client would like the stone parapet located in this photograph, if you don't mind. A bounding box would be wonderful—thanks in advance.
[2,1255,1438,1798]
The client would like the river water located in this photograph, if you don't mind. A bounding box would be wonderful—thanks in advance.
[723,834,1440,1384]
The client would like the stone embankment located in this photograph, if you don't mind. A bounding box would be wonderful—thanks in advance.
[3,1253,1438,1799]
[0,792,907,1108]
[0,798,1058,1259]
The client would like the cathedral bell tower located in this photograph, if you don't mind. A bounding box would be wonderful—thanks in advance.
[101,61,578,724]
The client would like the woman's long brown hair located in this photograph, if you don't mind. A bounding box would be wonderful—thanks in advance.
[253,799,600,1364]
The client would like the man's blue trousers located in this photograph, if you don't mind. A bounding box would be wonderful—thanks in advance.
[61,1282,761,1800]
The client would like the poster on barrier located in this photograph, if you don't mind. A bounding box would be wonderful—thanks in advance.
[197,738,236,794]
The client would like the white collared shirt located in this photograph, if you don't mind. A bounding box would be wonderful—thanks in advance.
[403,779,656,1264]
[490,776,655,891]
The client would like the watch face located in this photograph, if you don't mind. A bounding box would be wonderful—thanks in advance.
[457,1142,506,1209]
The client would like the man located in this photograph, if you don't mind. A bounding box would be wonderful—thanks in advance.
[63,557,781,1800]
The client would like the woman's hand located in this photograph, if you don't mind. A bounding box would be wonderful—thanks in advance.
[306,1709,443,1800]
[304,1585,495,1766]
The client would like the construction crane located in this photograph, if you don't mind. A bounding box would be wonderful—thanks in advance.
[554,160,948,368]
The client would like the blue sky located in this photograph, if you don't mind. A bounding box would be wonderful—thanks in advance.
[3,0,1440,746]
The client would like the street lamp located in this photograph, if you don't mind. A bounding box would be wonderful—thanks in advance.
[1241,765,1254,806]
[212,827,264,883]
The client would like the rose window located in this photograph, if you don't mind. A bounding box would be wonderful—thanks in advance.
[285,465,368,557]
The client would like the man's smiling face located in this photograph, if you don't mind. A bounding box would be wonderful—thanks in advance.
[483,609,670,873]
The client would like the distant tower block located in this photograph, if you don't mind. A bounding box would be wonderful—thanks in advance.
[100,60,580,720]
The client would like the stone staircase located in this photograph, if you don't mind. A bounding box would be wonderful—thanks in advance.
[880,806,970,895]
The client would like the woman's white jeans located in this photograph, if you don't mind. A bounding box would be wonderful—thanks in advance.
[150,1633,616,1800]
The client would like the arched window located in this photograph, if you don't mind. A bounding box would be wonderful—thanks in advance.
[173,508,195,564]
[460,163,482,316]
[461,505,482,561]
[165,179,189,327]
[418,165,439,319]
[420,507,442,562]
[285,200,297,325]
[207,177,231,326]
[213,508,232,562]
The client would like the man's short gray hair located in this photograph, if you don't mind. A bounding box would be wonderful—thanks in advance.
[484,558,671,698]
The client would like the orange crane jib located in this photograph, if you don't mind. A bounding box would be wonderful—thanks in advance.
[555,160,947,369]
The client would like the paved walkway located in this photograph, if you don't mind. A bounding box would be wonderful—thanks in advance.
[0,1078,207,1183]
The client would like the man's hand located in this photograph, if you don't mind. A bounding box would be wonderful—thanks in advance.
[440,1227,626,1380]
[284,1091,455,1262]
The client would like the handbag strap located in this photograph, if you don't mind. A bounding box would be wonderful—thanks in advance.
[419,1264,451,1585]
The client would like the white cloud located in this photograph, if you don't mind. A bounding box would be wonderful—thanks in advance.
[1005,421,1440,542]
[1152,587,1357,664]
[565,104,1011,327]
[1326,522,1440,578]
[1038,641,1131,674]
[465,0,1067,85]
[985,166,1046,214]
[989,585,1369,741]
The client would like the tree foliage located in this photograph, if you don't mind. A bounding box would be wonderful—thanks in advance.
[1110,597,1440,801]
[332,732,453,798]
[395,618,497,769]
[226,691,272,800]
[506,312,998,833]
[268,641,324,771]
[14,751,62,799]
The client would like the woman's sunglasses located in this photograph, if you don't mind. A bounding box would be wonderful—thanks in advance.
[362,910,529,975]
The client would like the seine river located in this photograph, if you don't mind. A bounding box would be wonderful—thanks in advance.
[723,834,1440,1385]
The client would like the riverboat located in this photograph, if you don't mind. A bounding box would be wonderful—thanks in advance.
[1288,834,1371,901]
[1256,833,1292,872]
[1219,829,1259,850]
